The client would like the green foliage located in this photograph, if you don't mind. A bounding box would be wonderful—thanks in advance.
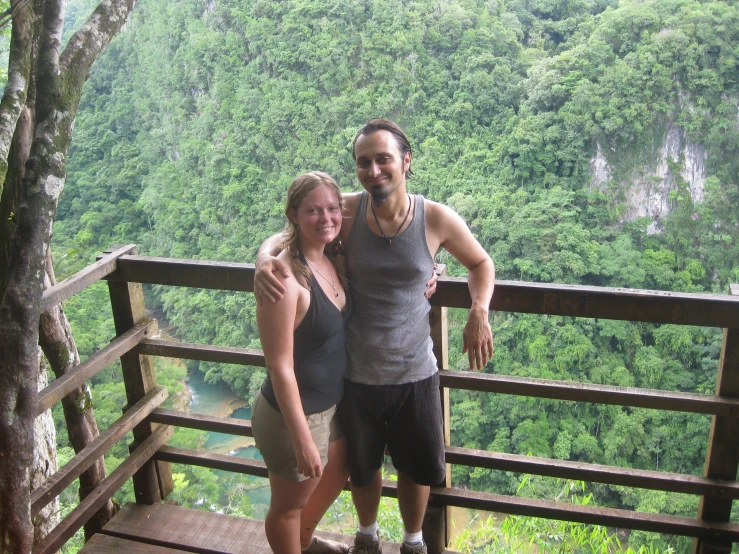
[49,0,739,551]
[452,478,676,553]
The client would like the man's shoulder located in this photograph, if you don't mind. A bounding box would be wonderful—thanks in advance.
[424,198,459,224]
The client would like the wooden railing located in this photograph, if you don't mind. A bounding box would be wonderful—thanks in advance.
[31,245,739,554]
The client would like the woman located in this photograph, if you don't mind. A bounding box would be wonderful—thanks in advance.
[253,171,351,554]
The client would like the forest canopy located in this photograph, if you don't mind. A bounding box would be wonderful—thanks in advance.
[46,0,739,551]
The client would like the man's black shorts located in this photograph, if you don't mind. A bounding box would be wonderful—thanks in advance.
[338,372,446,487]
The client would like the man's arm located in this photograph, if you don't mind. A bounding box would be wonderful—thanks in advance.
[428,202,495,370]
[254,233,290,304]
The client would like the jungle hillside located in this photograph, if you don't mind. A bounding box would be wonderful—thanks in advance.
[46,0,739,551]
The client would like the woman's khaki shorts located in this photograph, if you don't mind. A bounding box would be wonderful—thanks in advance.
[252,389,343,482]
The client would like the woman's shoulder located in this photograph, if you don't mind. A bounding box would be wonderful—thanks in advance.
[276,250,302,290]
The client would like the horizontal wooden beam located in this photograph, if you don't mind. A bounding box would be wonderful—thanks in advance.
[151,410,739,498]
[446,446,739,499]
[42,244,137,311]
[34,425,173,554]
[36,320,155,416]
[142,344,739,415]
[31,386,168,515]
[149,409,253,437]
[108,257,739,327]
[109,256,255,292]
[150,445,739,540]
[137,340,265,367]
[440,370,739,415]
[433,278,739,328]
[151,411,739,500]
[154,446,268,478]
[428,486,739,542]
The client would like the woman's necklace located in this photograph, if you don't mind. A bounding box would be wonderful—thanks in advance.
[371,194,411,246]
[304,255,339,297]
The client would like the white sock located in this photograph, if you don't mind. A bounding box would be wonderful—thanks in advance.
[359,522,379,540]
[402,530,423,545]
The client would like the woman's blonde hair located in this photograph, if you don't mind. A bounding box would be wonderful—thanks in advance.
[281,171,348,290]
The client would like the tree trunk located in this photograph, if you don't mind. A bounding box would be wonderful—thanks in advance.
[0,0,36,193]
[0,1,137,550]
[32,352,60,548]
[39,252,116,540]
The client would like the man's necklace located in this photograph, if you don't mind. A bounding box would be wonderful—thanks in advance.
[371,194,412,246]
[304,255,339,297]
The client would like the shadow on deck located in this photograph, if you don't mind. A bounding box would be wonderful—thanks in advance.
[82,503,461,553]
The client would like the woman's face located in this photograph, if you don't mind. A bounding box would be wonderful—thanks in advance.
[292,184,342,247]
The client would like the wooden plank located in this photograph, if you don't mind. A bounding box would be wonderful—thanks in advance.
[98,504,455,554]
[148,409,253,437]
[695,285,739,553]
[34,425,173,554]
[79,534,191,553]
[32,386,168,515]
[439,370,739,415]
[109,256,255,292]
[36,320,154,415]
[428,486,739,541]
[107,247,174,503]
[146,348,739,416]
[428,265,451,553]
[101,503,271,554]
[137,340,265,367]
[154,446,268,478]
[431,278,739,328]
[445,445,739,498]
[100,504,370,554]
[41,244,137,311]
[155,437,739,500]
[109,257,739,328]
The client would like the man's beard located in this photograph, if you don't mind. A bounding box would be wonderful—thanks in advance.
[370,188,389,207]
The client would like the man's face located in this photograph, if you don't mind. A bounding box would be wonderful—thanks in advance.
[354,130,410,206]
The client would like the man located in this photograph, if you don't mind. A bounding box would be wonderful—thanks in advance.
[255,119,494,554]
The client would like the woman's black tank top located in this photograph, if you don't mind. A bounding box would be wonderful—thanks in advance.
[260,274,352,416]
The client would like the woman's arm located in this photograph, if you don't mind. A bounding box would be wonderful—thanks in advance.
[256,278,322,479]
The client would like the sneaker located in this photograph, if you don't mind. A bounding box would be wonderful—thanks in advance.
[347,532,382,554]
[302,536,350,554]
[399,542,427,554]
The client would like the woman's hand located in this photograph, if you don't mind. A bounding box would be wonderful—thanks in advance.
[254,255,291,305]
[295,438,323,479]
[425,264,441,299]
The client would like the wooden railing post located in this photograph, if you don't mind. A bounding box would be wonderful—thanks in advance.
[105,246,174,504]
[426,264,450,554]
[694,283,739,554]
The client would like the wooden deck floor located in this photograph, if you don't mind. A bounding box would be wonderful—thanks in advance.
[82,503,460,553]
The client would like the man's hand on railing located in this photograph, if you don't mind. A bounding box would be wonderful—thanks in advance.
[254,255,290,305]
[462,306,493,370]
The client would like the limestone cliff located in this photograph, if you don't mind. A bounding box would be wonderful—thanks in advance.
[590,125,707,234]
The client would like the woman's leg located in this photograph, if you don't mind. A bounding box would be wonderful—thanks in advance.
[265,472,319,554]
[299,437,350,548]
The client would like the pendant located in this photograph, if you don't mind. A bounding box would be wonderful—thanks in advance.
[388,239,392,246]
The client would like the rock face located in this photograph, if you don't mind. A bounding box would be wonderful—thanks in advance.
[590,125,706,234]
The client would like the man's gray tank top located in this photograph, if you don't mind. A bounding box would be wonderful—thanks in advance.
[345,191,437,384]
